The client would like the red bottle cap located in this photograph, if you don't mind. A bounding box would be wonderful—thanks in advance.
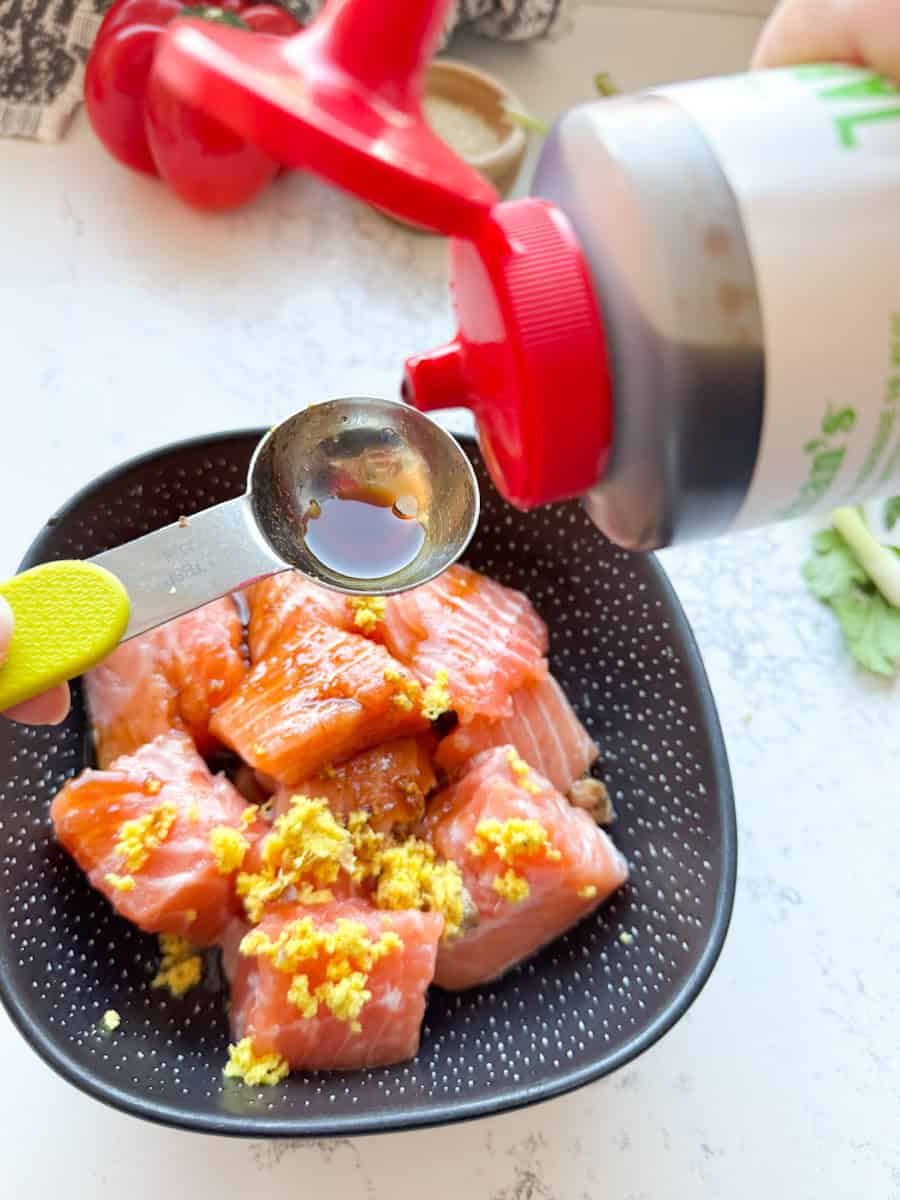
[405,200,611,509]
[154,0,613,507]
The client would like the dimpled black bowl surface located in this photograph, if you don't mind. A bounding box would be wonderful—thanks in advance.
[0,430,736,1137]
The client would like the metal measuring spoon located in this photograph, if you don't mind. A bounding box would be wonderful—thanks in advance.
[0,398,479,712]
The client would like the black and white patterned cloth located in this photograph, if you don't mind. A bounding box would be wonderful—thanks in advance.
[0,0,570,143]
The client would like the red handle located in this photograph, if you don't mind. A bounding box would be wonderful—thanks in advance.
[154,0,496,234]
[322,0,453,107]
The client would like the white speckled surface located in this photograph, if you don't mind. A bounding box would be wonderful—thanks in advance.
[1,6,898,1197]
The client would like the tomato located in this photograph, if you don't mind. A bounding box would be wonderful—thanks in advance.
[84,0,302,209]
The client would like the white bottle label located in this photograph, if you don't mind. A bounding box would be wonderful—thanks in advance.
[659,66,900,530]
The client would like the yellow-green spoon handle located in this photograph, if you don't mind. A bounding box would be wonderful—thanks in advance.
[0,562,130,711]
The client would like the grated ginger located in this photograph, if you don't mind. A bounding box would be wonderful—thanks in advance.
[224,1038,289,1086]
[468,813,560,904]
[317,974,371,1031]
[236,796,354,923]
[373,837,466,939]
[506,747,542,796]
[420,669,452,721]
[114,801,177,873]
[468,816,561,866]
[240,916,401,1031]
[99,1009,121,1033]
[347,811,388,885]
[384,667,421,712]
[492,869,531,903]
[234,799,466,936]
[209,825,250,875]
[105,872,135,893]
[152,932,203,997]
[347,595,386,635]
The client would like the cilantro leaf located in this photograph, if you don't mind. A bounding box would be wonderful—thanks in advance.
[830,588,900,676]
[802,528,867,601]
[885,496,900,530]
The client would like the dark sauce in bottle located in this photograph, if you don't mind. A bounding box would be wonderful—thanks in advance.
[304,494,426,579]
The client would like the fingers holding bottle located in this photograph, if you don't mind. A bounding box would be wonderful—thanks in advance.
[753,0,900,79]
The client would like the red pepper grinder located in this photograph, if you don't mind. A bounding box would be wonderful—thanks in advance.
[156,0,900,549]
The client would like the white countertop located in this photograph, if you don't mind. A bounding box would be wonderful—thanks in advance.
[2,6,899,1197]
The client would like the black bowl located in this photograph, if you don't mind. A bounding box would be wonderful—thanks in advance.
[0,430,736,1137]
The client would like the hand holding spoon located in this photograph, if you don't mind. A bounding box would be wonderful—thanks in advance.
[0,398,479,713]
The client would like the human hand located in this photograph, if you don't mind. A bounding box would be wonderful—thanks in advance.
[753,0,900,78]
[0,595,70,725]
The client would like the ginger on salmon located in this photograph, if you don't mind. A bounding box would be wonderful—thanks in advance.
[420,669,453,721]
[372,837,468,940]
[426,746,628,991]
[245,573,356,660]
[236,796,355,923]
[51,731,266,944]
[228,901,442,1073]
[381,565,548,724]
[271,737,436,834]
[209,826,251,875]
[114,801,178,873]
[240,915,402,1032]
[347,595,387,635]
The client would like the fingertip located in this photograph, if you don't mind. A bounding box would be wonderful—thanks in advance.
[0,594,12,655]
[3,683,71,727]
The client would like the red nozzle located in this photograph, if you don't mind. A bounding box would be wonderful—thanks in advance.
[404,341,469,413]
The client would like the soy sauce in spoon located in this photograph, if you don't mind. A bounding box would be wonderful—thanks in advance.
[304,492,426,580]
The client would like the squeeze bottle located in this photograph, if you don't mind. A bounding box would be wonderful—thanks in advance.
[155,2,900,549]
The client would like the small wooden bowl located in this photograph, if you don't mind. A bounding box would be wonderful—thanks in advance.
[378,58,528,233]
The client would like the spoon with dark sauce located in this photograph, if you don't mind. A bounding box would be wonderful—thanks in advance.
[0,398,479,711]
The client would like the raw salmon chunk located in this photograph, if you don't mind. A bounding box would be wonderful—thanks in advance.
[228,899,442,1071]
[425,746,628,991]
[84,637,178,770]
[51,730,266,943]
[274,736,437,832]
[85,597,247,767]
[246,572,357,660]
[381,565,549,722]
[435,674,598,795]
[209,622,428,786]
